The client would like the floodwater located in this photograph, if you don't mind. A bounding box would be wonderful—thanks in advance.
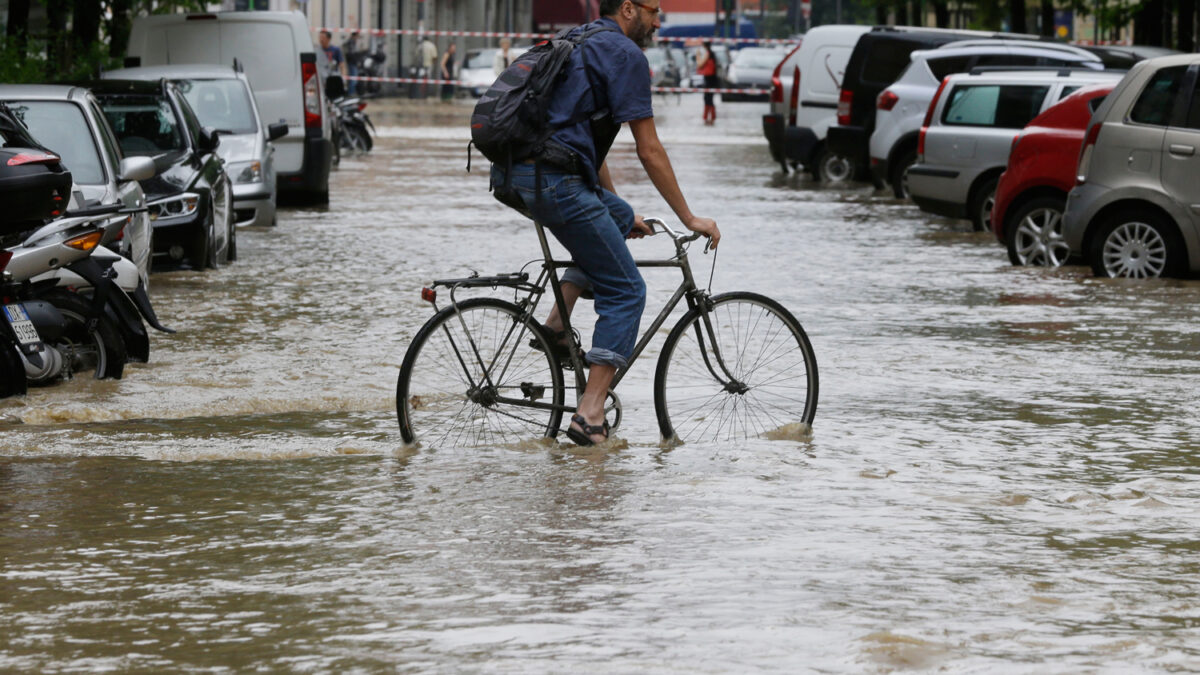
[3,96,1200,672]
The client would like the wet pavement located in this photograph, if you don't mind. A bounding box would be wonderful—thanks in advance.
[2,96,1200,671]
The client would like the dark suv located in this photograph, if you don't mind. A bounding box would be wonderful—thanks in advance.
[826,26,1042,185]
[89,79,234,269]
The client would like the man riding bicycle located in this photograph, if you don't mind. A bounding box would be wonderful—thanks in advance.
[491,0,719,446]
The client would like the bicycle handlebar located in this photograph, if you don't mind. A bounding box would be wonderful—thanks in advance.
[644,217,702,244]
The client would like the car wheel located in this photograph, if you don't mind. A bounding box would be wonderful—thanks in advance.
[814,146,853,184]
[890,149,916,200]
[1089,209,1184,279]
[213,178,233,266]
[969,177,999,232]
[188,213,212,270]
[1005,197,1068,267]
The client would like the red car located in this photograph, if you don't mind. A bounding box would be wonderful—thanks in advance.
[991,83,1115,266]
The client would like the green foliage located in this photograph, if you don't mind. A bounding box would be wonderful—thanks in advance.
[0,34,120,83]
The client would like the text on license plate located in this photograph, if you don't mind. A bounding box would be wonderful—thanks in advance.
[3,303,42,346]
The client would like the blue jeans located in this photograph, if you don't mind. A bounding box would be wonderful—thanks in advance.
[492,163,645,369]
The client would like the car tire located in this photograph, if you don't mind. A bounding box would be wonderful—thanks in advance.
[188,213,212,271]
[1088,209,1185,279]
[813,145,853,184]
[1005,197,1068,267]
[969,176,999,233]
[890,149,916,200]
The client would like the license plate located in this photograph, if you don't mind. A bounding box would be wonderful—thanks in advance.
[3,303,42,346]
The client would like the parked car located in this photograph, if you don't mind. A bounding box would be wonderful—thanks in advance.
[1082,44,1179,70]
[723,46,787,101]
[762,25,869,181]
[89,79,234,269]
[991,82,1115,267]
[826,26,1044,185]
[908,68,1122,231]
[645,45,688,88]
[869,40,1103,199]
[123,10,334,202]
[103,64,288,228]
[0,85,156,285]
[459,46,530,96]
[1064,54,1200,278]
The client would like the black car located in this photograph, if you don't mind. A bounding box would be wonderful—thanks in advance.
[89,79,233,269]
[825,26,1041,186]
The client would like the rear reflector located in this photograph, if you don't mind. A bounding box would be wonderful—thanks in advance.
[6,152,60,166]
[877,90,899,111]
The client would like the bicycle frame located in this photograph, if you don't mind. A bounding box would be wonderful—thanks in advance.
[426,218,744,421]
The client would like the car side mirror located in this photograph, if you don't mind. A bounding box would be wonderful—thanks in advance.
[198,127,221,153]
[267,122,289,141]
[325,74,346,100]
[118,156,156,182]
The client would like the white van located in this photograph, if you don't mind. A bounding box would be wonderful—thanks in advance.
[124,11,333,202]
[761,24,869,182]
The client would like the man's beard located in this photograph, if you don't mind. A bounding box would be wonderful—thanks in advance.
[631,16,656,48]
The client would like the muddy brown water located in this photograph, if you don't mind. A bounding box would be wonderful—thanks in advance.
[2,97,1199,672]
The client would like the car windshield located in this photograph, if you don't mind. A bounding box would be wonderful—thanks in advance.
[5,100,105,184]
[175,79,258,135]
[100,95,186,155]
[735,49,784,69]
[465,49,496,69]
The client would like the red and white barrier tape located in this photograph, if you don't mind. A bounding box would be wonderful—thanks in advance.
[348,75,767,96]
[318,26,797,45]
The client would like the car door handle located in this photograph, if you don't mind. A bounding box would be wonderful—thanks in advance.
[1169,143,1195,157]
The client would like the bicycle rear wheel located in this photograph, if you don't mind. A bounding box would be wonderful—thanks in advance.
[654,292,818,444]
[397,298,565,447]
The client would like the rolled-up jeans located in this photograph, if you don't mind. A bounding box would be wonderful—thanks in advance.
[492,163,645,370]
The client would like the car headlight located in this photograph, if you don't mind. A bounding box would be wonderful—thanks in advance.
[230,160,263,184]
[148,192,200,222]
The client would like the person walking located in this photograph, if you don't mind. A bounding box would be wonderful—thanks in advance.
[417,36,438,97]
[319,30,348,82]
[342,31,363,95]
[489,0,720,446]
[440,42,457,101]
[493,37,514,76]
[696,41,718,125]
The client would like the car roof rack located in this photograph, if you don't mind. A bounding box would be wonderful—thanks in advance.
[966,65,1108,76]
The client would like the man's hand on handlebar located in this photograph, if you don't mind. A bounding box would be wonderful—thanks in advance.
[628,215,654,240]
[685,216,720,250]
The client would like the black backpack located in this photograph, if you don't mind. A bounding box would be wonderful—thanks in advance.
[469,24,616,207]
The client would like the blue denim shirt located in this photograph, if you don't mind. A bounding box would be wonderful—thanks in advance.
[546,17,654,187]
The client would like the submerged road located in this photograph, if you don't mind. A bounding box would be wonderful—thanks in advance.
[2,96,1199,671]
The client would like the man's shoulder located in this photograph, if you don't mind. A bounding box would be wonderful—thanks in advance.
[581,21,644,61]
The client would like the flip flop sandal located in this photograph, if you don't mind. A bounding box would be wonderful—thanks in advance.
[565,413,610,447]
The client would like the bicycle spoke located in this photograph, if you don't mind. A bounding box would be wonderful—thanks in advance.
[398,302,564,447]
[656,295,817,443]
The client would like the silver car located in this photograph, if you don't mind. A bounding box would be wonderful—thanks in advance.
[104,64,288,228]
[909,68,1122,231]
[1065,53,1200,278]
[724,46,788,101]
[0,85,156,284]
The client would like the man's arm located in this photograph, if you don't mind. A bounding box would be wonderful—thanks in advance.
[597,162,616,194]
[628,117,720,248]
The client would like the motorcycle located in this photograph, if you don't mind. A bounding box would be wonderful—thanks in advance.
[358,47,387,95]
[334,96,375,154]
[1,205,174,394]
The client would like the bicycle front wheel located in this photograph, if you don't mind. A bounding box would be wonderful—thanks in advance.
[397,298,565,447]
[654,292,818,444]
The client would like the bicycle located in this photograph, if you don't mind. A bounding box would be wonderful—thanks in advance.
[396,218,818,447]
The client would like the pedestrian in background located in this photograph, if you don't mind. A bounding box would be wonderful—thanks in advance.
[319,30,348,81]
[417,36,438,97]
[696,41,718,125]
[493,37,514,75]
[440,42,457,101]
[342,31,363,95]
